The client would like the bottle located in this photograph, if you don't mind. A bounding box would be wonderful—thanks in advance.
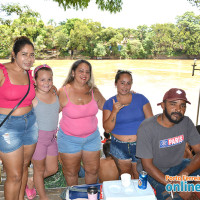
[87,186,98,200]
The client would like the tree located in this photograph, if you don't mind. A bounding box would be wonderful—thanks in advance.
[120,46,128,59]
[187,0,200,7]
[52,0,122,13]
[60,18,81,35]
[68,19,93,53]
[67,19,102,57]
[94,43,106,57]
[52,0,199,13]
[136,25,149,42]
[118,28,134,42]
[126,40,145,59]
[0,3,58,58]
[1,3,40,19]
[0,24,12,58]
[150,23,178,56]
[101,27,123,56]
[52,0,200,12]
[176,11,200,56]
[1,3,42,41]
[54,31,69,56]
[86,20,102,56]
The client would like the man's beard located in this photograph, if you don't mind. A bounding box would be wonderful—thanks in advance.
[164,108,184,124]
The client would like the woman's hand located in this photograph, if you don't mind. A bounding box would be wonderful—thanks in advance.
[103,99,124,134]
[51,85,57,95]
[112,99,124,114]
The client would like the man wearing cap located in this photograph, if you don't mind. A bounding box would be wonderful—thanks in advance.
[136,88,200,200]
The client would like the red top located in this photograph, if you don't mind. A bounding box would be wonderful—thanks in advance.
[0,63,35,108]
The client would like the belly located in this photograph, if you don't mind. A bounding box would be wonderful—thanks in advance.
[112,134,137,142]
[0,105,33,116]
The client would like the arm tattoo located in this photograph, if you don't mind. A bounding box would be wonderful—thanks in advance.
[111,117,115,122]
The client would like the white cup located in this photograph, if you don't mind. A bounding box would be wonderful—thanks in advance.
[121,173,131,187]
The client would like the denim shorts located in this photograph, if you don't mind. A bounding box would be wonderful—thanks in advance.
[57,127,101,153]
[110,135,138,163]
[0,110,38,153]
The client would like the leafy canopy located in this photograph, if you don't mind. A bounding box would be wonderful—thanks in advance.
[52,0,123,13]
[187,0,200,7]
[52,0,199,12]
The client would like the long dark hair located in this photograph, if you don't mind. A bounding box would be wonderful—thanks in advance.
[11,36,34,62]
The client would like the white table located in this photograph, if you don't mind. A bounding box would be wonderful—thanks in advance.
[103,179,157,200]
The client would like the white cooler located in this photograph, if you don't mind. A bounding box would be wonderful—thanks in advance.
[103,179,157,200]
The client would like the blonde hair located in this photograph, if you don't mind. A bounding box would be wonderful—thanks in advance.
[62,60,96,90]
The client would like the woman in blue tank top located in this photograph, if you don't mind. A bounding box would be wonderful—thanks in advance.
[103,70,153,179]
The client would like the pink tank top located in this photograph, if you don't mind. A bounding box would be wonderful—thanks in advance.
[0,64,35,108]
[60,86,98,138]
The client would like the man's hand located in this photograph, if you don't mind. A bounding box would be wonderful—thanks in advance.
[179,191,193,200]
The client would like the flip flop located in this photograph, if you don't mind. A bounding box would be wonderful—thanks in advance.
[25,185,36,200]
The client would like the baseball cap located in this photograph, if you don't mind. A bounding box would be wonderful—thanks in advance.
[157,88,191,106]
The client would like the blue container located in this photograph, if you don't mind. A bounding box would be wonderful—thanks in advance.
[60,183,101,200]
[138,171,147,189]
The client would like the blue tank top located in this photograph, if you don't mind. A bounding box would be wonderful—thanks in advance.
[34,96,60,131]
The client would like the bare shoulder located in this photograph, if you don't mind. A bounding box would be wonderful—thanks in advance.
[58,87,64,94]
[0,62,7,75]
[58,87,66,98]
[58,84,71,95]
[93,87,106,110]
[0,68,3,77]
[3,62,12,70]
[0,67,5,86]
[58,85,69,108]
[93,86,100,94]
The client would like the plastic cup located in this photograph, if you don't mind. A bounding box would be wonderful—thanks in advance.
[121,173,131,187]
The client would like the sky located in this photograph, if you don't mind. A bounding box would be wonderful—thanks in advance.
[2,0,200,28]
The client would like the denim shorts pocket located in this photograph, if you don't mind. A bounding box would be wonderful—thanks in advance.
[57,128,65,139]
[4,116,14,129]
[0,114,11,130]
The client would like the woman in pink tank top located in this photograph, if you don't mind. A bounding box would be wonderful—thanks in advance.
[0,36,38,200]
[58,60,105,186]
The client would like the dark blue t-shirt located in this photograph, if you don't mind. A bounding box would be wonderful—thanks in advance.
[103,93,149,135]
